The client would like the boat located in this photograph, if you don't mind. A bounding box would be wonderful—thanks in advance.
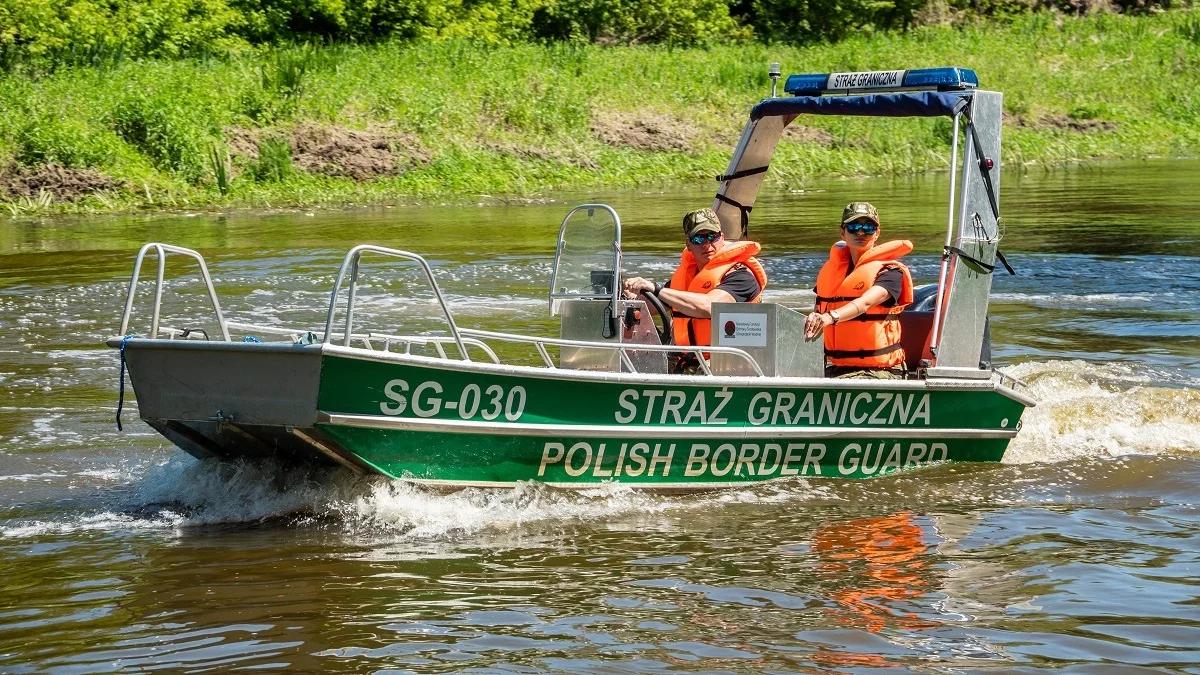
[108,66,1034,490]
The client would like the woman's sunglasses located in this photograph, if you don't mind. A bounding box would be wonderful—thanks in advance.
[688,231,723,246]
[844,221,879,235]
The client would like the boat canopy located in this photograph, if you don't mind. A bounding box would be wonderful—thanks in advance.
[750,91,970,121]
[712,66,1005,374]
[713,70,993,242]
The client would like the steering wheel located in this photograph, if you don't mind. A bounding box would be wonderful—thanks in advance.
[639,290,673,345]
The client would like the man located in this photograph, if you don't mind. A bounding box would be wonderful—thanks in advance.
[804,202,914,379]
[623,207,767,355]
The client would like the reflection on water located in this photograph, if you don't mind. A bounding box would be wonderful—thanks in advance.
[0,159,1199,670]
[4,464,1198,670]
[812,512,933,637]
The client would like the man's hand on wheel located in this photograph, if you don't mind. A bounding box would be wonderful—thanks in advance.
[622,276,654,299]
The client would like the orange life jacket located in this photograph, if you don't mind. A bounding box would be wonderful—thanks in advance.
[815,240,914,369]
[669,240,768,347]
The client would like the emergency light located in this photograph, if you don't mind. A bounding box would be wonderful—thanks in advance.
[784,67,979,96]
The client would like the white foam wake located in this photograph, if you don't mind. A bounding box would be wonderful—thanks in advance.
[991,292,1158,306]
[0,455,844,540]
[1001,360,1200,464]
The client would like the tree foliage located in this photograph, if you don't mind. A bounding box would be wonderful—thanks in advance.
[0,0,1191,71]
[746,0,929,44]
[0,0,247,70]
[532,0,749,45]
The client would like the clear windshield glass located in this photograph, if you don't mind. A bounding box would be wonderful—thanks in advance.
[548,205,621,315]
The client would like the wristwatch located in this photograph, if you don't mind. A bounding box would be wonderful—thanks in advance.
[829,310,840,324]
[653,281,664,296]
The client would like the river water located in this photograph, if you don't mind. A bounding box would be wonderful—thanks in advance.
[1,160,1198,671]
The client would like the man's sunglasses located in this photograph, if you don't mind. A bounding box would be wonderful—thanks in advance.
[844,221,878,235]
[688,231,723,246]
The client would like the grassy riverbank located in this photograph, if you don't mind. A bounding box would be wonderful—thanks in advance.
[1,10,1198,215]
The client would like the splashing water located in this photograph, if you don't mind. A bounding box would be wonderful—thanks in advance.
[1002,360,1200,464]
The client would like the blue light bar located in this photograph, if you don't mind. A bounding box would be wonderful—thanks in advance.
[783,67,978,96]
[903,67,978,90]
[781,73,829,96]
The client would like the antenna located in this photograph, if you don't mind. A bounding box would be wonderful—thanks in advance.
[768,62,782,97]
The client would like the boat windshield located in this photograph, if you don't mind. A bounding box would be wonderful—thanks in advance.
[548,204,622,315]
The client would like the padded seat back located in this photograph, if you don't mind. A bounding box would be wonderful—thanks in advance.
[897,310,934,372]
[897,285,991,372]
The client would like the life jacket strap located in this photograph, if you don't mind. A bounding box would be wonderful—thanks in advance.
[826,343,903,359]
[845,313,900,322]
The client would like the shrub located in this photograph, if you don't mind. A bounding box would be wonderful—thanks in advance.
[232,0,547,45]
[14,114,116,167]
[247,136,294,182]
[111,94,214,181]
[744,0,927,43]
[0,0,248,71]
[232,0,750,46]
[937,0,1194,18]
[2,0,1196,72]
[532,0,749,45]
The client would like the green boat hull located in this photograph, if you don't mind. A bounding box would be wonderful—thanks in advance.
[311,350,1028,488]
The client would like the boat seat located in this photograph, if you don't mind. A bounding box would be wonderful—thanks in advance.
[897,310,934,372]
[898,284,991,373]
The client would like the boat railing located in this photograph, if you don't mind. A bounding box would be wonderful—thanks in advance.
[226,320,757,375]
[225,320,758,375]
[457,328,765,377]
[992,367,1025,392]
[118,243,230,341]
[224,321,501,362]
[323,244,470,361]
[116,243,758,377]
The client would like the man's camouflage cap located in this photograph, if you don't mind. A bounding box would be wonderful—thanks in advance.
[682,208,723,237]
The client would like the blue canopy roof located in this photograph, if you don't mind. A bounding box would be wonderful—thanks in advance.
[750,91,971,121]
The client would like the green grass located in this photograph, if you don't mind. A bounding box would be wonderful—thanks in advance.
[1,10,1198,215]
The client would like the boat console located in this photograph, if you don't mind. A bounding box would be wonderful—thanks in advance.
[547,204,667,373]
